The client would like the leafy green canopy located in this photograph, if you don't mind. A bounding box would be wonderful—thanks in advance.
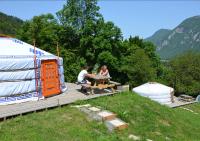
[17,0,160,87]
[170,52,200,96]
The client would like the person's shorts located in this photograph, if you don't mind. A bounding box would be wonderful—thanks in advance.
[78,79,88,84]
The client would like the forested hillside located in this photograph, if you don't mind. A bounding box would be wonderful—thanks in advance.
[0,12,23,36]
[146,16,200,59]
[145,29,171,49]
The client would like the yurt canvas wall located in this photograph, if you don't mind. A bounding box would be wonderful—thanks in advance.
[0,37,67,105]
[132,82,174,105]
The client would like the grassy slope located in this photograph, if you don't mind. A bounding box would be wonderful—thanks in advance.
[0,92,200,141]
[184,103,200,114]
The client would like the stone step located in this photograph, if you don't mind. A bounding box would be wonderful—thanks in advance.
[71,104,91,108]
[105,118,128,131]
[88,107,101,112]
[97,111,116,121]
[79,106,101,114]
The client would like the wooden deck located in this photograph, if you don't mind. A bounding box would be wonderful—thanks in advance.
[167,96,197,108]
[168,101,197,108]
[0,83,118,120]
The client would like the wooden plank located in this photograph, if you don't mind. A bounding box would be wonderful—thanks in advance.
[97,111,116,121]
[0,83,118,120]
[105,118,128,131]
[81,84,115,89]
[92,75,111,80]
[109,81,121,86]
[168,101,197,108]
[81,84,99,89]
[81,83,115,94]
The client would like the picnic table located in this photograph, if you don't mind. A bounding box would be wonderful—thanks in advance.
[81,75,116,94]
[93,75,111,84]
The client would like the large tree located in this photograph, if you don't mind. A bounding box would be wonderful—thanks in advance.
[120,47,157,86]
[57,0,123,68]
[57,0,101,32]
[16,14,84,82]
[170,52,200,96]
[16,14,59,54]
[16,0,163,85]
[80,19,122,66]
[117,36,159,86]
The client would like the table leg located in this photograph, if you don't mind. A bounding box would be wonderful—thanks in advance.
[111,87,115,93]
[90,88,94,95]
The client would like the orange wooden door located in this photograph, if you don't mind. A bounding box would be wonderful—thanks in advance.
[41,60,60,97]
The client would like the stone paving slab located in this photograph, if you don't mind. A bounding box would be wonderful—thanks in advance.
[105,118,128,131]
[97,111,116,121]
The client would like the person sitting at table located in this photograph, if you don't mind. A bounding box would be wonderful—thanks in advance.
[99,65,110,77]
[77,65,94,84]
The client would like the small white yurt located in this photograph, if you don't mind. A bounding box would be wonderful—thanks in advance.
[0,36,67,105]
[132,82,174,105]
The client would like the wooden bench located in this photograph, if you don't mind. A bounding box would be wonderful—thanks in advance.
[81,84,116,95]
[109,81,121,90]
[109,81,121,86]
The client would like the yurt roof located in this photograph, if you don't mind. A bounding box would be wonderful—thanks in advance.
[0,37,54,56]
[133,82,174,95]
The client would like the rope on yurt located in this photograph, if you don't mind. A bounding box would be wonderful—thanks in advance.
[56,41,61,93]
[33,39,39,100]
[0,34,13,38]
[56,42,60,57]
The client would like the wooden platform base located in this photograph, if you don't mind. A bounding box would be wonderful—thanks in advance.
[0,83,118,121]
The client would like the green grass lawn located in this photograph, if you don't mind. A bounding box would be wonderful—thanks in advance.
[0,92,200,141]
[183,103,200,114]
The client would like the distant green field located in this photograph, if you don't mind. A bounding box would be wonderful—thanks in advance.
[0,92,200,141]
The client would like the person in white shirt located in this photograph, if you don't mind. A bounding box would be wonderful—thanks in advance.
[77,66,94,84]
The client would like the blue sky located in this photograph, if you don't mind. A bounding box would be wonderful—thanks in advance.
[0,0,200,38]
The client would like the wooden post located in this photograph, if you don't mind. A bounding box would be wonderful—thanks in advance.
[33,39,36,48]
[56,42,60,57]
[56,41,61,94]
[170,89,175,103]
[33,39,39,100]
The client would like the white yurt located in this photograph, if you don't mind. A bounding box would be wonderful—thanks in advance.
[132,82,174,105]
[0,36,67,105]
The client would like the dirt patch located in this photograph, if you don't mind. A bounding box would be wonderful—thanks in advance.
[159,119,171,127]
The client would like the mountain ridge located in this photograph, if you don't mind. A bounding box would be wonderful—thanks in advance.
[146,15,200,59]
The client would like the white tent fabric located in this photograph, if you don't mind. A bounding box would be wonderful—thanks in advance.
[132,82,174,105]
[0,58,39,70]
[0,37,67,105]
[0,80,36,97]
[0,70,36,80]
[0,38,51,56]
